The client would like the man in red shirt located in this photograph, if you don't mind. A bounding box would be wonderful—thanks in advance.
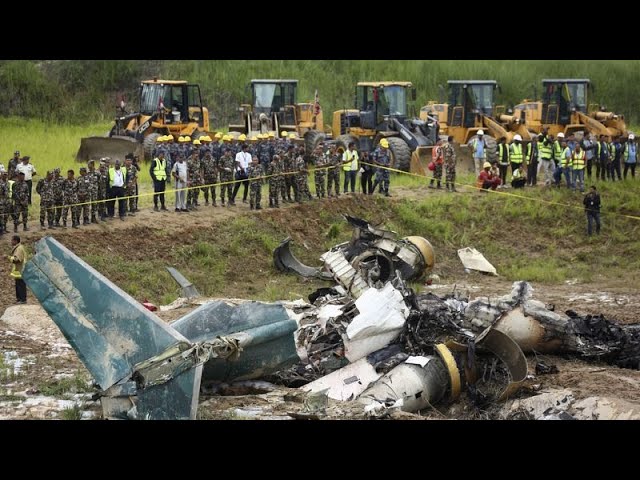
[477,161,501,190]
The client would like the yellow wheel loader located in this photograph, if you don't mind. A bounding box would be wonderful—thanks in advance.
[330,81,438,172]
[77,78,214,162]
[513,78,628,139]
[420,80,532,174]
[228,79,329,154]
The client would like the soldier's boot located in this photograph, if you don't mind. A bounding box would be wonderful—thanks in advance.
[40,221,46,230]
[204,191,209,205]
[250,202,254,210]
[371,181,379,195]
[452,185,458,192]
[63,220,67,228]
[256,204,262,210]
[221,198,225,207]
[83,217,90,225]
[437,181,442,189]
[48,221,55,229]
[23,223,29,231]
[91,215,97,224]
[275,201,280,208]
[212,199,217,207]
[384,188,391,197]
[428,179,435,189]
[13,224,18,233]
[269,198,273,207]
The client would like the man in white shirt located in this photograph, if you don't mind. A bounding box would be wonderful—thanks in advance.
[108,159,127,220]
[16,156,37,205]
[232,144,252,204]
[171,155,188,212]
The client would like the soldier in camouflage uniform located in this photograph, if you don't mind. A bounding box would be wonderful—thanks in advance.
[267,154,282,208]
[295,146,312,203]
[124,157,137,215]
[283,145,298,203]
[7,151,20,178]
[248,156,263,210]
[429,139,444,189]
[0,171,8,233]
[97,162,108,221]
[12,172,30,232]
[62,169,79,228]
[326,144,341,197]
[443,136,457,192]
[312,144,327,198]
[201,151,218,206]
[372,140,391,196]
[77,167,92,224]
[219,148,235,206]
[36,170,55,229]
[87,160,99,223]
[53,167,65,226]
[186,150,202,210]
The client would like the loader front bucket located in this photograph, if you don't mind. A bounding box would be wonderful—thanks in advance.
[410,146,433,176]
[76,135,143,163]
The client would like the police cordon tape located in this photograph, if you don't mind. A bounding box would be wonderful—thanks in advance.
[32,162,640,222]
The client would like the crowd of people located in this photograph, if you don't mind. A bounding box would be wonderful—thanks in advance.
[1,127,634,235]
[469,129,637,192]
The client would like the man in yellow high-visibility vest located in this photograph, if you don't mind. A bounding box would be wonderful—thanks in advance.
[6,235,27,304]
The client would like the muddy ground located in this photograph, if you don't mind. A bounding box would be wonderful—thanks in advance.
[0,187,639,419]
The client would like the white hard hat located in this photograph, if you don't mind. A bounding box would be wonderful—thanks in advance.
[513,134,522,142]
[629,134,635,140]
[477,129,484,136]
[557,132,565,138]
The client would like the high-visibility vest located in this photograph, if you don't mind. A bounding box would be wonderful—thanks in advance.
[8,244,25,279]
[510,143,523,164]
[624,142,637,163]
[343,149,359,171]
[526,142,537,162]
[108,167,127,187]
[553,141,564,162]
[497,144,510,164]
[572,150,585,170]
[561,147,572,167]
[539,140,552,160]
[153,158,167,181]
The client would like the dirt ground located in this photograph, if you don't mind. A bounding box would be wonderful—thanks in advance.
[1,187,639,419]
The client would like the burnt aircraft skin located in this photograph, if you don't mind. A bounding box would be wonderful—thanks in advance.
[274,215,435,285]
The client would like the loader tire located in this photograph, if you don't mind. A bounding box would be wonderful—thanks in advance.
[143,132,162,161]
[387,137,411,172]
[335,134,359,154]
[304,130,326,159]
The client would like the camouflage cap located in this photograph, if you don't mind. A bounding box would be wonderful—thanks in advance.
[80,167,87,172]
[54,167,61,173]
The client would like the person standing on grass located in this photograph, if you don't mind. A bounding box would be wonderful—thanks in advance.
[342,142,359,194]
[16,156,36,205]
[571,143,586,192]
[371,138,391,196]
[6,235,27,304]
[12,172,29,232]
[429,139,444,189]
[171,155,188,212]
[150,151,168,212]
[7,151,20,178]
[526,135,539,187]
[496,136,510,187]
[583,185,601,236]
[248,156,263,210]
[623,134,637,180]
[326,144,341,198]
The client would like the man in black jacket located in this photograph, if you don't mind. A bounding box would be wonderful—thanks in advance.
[583,185,601,236]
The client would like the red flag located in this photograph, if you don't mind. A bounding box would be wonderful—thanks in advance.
[313,89,321,116]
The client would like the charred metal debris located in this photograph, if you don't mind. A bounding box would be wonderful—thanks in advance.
[22,217,640,420]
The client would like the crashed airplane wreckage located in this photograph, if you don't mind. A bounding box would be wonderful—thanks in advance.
[24,229,640,419]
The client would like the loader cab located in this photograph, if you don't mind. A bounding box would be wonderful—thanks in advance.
[541,79,589,125]
[139,79,205,127]
[447,80,497,128]
[251,79,298,125]
[355,82,413,129]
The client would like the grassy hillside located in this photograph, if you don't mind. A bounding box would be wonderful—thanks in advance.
[1,60,639,126]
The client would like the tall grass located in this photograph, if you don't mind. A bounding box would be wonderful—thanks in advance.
[2,60,640,126]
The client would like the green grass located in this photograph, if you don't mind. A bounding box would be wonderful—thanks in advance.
[38,374,93,397]
[60,405,83,420]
